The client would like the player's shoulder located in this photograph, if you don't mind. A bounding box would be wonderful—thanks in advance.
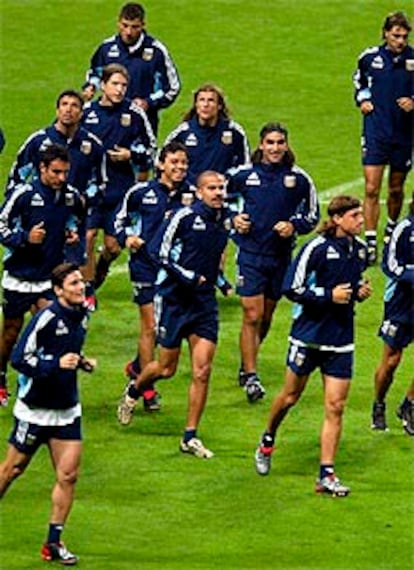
[358,45,380,61]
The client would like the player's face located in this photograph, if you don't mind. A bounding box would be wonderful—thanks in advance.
[118,18,144,45]
[197,174,225,209]
[101,73,128,105]
[195,91,221,126]
[56,270,86,308]
[159,151,189,186]
[56,96,83,127]
[40,159,70,191]
[335,207,364,237]
[260,132,288,164]
[384,26,410,54]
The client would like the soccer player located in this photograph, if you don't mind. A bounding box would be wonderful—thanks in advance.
[83,2,180,135]
[113,141,193,412]
[6,89,107,309]
[82,63,156,292]
[0,145,83,407]
[371,194,414,435]
[353,11,414,265]
[0,263,96,565]
[228,122,319,402]
[254,196,372,497]
[161,83,251,185]
[116,171,250,458]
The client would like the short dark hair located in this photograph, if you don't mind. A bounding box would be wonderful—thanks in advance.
[158,141,188,163]
[101,63,130,84]
[39,144,70,167]
[382,11,411,36]
[119,3,145,21]
[52,263,79,288]
[56,90,83,109]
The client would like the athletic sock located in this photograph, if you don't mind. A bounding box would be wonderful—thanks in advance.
[131,356,141,374]
[384,219,397,243]
[0,372,7,388]
[47,523,63,544]
[320,464,334,480]
[127,384,141,400]
[261,432,274,449]
[183,429,197,443]
[365,230,377,247]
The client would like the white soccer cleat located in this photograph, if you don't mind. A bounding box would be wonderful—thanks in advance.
[117,394,137,425]
[179,437,214,459]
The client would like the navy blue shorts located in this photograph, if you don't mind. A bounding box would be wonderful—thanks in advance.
[9,416,82,456]
[86,204,116,235]
[64,234,87,265]
[2,288,54,319]
[155,294,218,348]
[378,319,413,350]
[236,250,289,300]
[129,256,157,305]
[362,133,412,172]
[286,342,353,379]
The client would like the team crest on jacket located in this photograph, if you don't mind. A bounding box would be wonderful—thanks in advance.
[142,48,154,61]
[192,215,206,231]
[56,320,69,335]
[121,113,131,127]
[406,59,414,71]
[224,217,232,231]
[284,175,296,188]
[181,192,194,206]
[81,140,92,155]
[221,130,233,145]
[30,193,44,207]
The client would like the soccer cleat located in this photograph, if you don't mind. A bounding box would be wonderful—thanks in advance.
[315,474,350,497]
[238,369,247,387]
[244,375,266,403]
[117,391,137,425]
[179,437,214,459]
[371,401,388,431]
[254,443,274,476]
[397,401,414,436]
[41,542,78,565]
[142,389,161,412]
[0,386,10,407]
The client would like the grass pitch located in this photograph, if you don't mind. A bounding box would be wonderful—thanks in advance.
[1,1,413,569]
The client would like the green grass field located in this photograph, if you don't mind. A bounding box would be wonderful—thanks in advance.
[1,1,413,569]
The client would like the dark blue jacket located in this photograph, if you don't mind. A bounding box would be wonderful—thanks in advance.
[11,301,89,410]
[163,116,250,185]
[381,212,414,326]
[0,180,83,281]
[353,43,414,145]
[228,162,319,258]
[283,234,368,350]
[6,124,107,201]
[82,98,156,207]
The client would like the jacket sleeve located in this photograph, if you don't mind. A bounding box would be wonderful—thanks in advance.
[382,219,414,285]
[0,188,30,248]
[353,49,373,106]
[6,134,41,196]
[289,169,320,235]
[145,41,181,111]
[11,309,61,378]
[282,239,333,306]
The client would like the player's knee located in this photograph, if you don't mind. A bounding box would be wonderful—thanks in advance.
[326,397,346,418]
[193,363,211,384]
[387,351,402,371]
[364,184,380,200]
[58,468,79,486]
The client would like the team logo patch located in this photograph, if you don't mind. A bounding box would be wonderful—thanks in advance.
[294,351,305,367]
[236,274,244,287]
[108,45,120,58]
[246,172,260,186]
[406,59,414,71]
[56,319,69,335]
[181,192,194,206]
[192,215,206,231]
[284,175,296,188]
[221,130,233,145]
[31,193,44,207]
[121,113,131,127]
[65,192,75,207]
[224,217,232,231]
[326,245,339,259]
[142,48,154,61]
[81,140,92,155]
[185,133,198,147]
[371,55,384,69]
[158,326,167,339]
[143,189,158,205]
[85,111,99,124]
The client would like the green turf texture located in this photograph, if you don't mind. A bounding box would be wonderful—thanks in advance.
[1,1,413,569]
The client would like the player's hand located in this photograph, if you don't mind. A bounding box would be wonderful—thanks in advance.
[60,353,81,370]
[332,283,353,304]
[274,221,294,238]
[397,97,414,112]
[107,146,131,162]
[28,221,46,244]
[65,230,79,244]
[78,356,97,373]
[82,85,96,101]
[133,97,149,111]
[357,278,373,301]
[234,213,251,234]
[360,101,374,115]
[126,235,145,252]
